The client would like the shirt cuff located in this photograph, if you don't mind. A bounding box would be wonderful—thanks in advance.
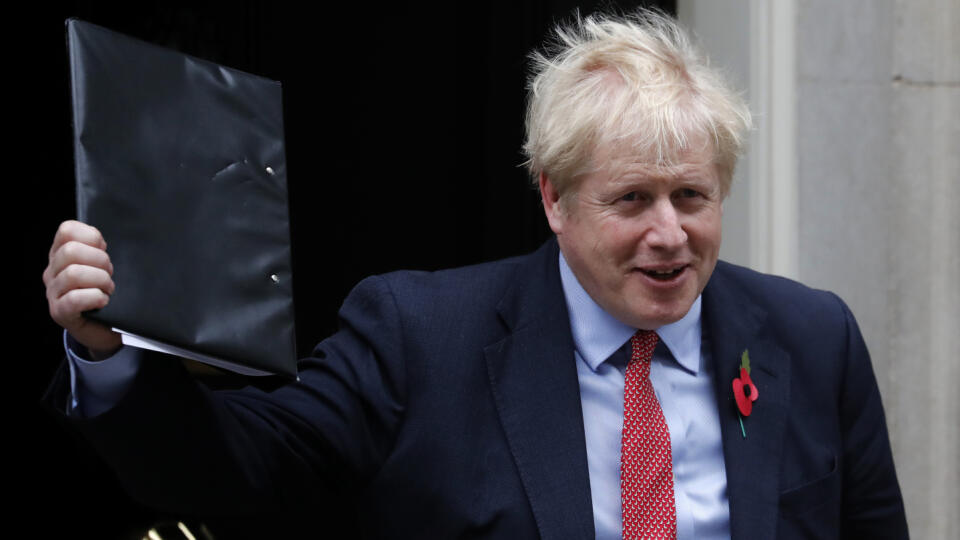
[64,330,142,418]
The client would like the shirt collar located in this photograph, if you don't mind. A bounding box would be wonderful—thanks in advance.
[558,251,702,375]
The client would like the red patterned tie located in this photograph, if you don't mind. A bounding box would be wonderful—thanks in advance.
[620,330,677,539]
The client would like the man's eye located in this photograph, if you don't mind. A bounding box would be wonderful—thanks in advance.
[620,192,640,202]
[677,188,700,198]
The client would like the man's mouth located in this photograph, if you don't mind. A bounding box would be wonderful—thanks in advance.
[639,265,688,281]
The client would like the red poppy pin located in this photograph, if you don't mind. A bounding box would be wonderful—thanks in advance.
[732,349,758,438]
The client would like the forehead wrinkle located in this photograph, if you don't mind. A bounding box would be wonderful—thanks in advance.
[602,153,716,186]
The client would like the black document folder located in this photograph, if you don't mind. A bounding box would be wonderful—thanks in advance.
[67,19,297,377]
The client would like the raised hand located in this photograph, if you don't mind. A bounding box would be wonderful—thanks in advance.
[43,220,121,359]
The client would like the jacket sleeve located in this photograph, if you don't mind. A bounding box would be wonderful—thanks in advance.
[833,294,909,538]
[43,275,408,517]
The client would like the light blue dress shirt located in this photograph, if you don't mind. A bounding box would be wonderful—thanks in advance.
[559,253,730,540]
[67,254,731,538]
[64,332,142,418]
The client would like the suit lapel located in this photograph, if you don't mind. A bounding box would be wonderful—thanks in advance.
[484,239,596,540]
[703,263,791,540]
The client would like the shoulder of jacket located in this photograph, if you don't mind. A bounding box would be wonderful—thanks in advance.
[711,260,851,324]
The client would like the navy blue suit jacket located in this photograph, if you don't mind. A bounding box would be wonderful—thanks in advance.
[47,238,907,539]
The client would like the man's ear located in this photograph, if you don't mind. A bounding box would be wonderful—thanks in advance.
[539,172,566,235]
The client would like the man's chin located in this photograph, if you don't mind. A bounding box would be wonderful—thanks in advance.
[620,297,696,330]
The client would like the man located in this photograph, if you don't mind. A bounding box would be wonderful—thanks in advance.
[44,10,907,539]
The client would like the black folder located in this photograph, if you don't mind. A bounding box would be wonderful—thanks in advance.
[67,19,297,377]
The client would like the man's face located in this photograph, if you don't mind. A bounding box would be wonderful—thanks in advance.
[542,144,723,330]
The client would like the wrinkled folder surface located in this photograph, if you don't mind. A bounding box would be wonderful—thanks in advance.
[67,19,297,377]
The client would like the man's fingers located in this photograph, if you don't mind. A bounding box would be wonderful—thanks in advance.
[46,240,113,282]
[44,220,121,352]
[46,264,115,301]
[49,287,110,325]
[49,220,107,260]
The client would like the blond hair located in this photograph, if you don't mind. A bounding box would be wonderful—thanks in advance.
[523,9,752,199]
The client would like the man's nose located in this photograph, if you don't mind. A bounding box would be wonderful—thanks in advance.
[645,199,687,249]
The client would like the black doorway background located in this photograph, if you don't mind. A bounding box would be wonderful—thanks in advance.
[18,1,674,537]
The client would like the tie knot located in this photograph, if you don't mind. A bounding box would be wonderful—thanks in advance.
[630,330,659,365]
